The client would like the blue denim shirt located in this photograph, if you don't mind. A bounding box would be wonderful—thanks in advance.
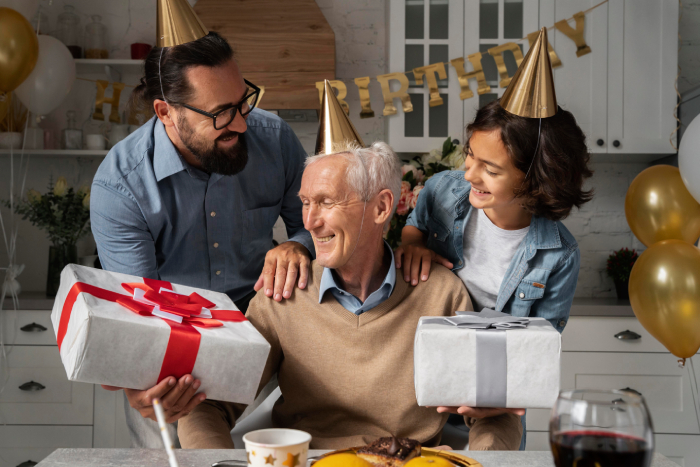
[318,242,396,315]
[91,109,314,303]
[406,170,580,333]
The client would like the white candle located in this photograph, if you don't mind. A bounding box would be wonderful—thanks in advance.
[153,398,179,467]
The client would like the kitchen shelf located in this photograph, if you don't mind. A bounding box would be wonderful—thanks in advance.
[75,59,143,75]
[0,149,108,157]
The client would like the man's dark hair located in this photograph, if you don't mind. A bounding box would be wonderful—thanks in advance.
[129,31,234,113]
[466,100,594,221]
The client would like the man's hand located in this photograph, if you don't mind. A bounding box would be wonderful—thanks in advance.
[435,406,525,418]
[395,243,453,286]
[102,374,206,423]
[254,242,311,301]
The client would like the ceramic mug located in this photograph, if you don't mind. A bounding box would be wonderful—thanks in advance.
[243,429,311,467]
[85,134,106,150]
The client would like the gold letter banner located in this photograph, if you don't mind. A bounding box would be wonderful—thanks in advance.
[353,77,375,119]
[450,54,491,100]
[376,72,413,116]
[93,80,125,123]
[554,11,592,57]
[413,62,448,107]
[315,80,349,115]
[486,42,524,88]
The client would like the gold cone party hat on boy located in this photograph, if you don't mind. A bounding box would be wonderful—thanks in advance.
[500,27,557,118]
[157,0,209,48]
[315,80,365,155]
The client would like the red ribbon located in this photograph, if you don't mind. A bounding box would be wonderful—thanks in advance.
[56,277,246,383]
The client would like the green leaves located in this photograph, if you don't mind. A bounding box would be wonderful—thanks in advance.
[606,247,639,282]
[5,177,91,248]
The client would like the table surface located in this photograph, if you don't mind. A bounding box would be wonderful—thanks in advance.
[36,449,678,467]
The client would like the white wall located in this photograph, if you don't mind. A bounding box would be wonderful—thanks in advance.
[0,0,696,299]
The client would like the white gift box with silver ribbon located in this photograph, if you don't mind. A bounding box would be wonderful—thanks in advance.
[414,309,561,408]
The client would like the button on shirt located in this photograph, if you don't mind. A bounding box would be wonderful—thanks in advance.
[318,243,396,315]
[91,109,313,303]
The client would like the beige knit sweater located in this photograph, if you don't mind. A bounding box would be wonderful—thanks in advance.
[178,262,522,450]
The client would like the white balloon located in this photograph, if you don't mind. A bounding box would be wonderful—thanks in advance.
[0,0,38,21]
[679,114,700,205]
[15,35,76,116]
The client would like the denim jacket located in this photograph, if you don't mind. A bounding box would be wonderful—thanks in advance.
[406,170,580,333]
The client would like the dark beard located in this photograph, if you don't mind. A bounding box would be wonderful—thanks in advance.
[177,114,249,176]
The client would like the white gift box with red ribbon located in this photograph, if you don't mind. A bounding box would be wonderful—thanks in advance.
[51,264,271,404]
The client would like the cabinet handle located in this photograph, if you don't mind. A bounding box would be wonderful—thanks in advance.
[596,139,604,146]
[20,322,47,332]
[613,140,621,148]
[614,330,641,340]
[17,461,38,467]
[19,381,45,391]
[620,387,642,396]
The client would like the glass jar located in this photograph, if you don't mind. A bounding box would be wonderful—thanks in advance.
[31,8,50,35]
[84,15,108,59]
[56,5,82,58]
[61,110,83,150]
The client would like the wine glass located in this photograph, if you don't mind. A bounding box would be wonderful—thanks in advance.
[549,389,654,467]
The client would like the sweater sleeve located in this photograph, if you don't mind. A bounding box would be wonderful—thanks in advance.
[178,291,284,448]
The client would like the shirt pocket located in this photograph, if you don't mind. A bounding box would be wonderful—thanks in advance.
[242,200,283,258]
[426,216,450,255]
[512,268,551,315]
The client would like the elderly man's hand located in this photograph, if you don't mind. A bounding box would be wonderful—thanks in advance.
[395,242,453,286]
[254,242,312,301]
[102,374,206,423]
[435,406,525,418]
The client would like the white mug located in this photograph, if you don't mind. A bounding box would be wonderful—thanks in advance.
[85,134,106,150]
[243,429,311,467]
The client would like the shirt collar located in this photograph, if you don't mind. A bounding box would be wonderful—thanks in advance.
[153,118,192,182]
[318,241,396,304]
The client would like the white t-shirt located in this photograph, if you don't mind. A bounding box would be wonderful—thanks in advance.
[457,208,530,311]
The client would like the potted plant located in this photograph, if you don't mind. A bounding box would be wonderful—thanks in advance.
[606,248,639,300]
[8,177,91,297]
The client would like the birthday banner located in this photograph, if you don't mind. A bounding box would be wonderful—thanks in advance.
[88,7,598,124]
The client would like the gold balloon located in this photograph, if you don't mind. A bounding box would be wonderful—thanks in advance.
[629,240,700,359]
[0,7,39,95]
[625,165,700,247]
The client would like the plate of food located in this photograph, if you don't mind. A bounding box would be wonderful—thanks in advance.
[310,437,482,467]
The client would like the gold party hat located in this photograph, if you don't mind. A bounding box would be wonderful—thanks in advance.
[157,0,209,48]
[500,27,557,118]
[315,80,365,154]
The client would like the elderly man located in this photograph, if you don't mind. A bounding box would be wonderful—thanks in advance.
[177,142,524,450]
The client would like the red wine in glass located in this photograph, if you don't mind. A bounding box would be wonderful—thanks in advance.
[551,431,652,467]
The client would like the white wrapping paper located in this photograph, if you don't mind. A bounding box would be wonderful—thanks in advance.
[414,316,561,409]
[51,264,271,404]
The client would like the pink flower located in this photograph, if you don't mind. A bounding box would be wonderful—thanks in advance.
[400,180,411,196]
[396,191,410,215]
[409,185,423,209]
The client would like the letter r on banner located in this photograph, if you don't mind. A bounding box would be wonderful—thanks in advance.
[376,72,413,116]
[315,80,349,115]
[93,80,125,123]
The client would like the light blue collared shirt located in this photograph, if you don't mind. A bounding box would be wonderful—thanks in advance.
[91,109,314,303]
[318,242,396,315]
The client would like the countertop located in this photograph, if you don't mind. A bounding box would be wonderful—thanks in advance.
[36,449,678,467]
[3,292,636,317]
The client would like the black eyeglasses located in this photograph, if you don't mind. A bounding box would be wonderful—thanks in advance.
[176,79,260,130]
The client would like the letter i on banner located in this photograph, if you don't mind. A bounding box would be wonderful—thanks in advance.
[375,72,412,116]
[487,42,524,88]
[450,53,491,100]
[353,77,374,119]
[93,80,125,123]
[315,80,349,115]
[554,12,591,57]
[413,63,447,107]
[526,30,563,68]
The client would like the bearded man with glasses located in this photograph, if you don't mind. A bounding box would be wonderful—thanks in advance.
[90,31,314,448]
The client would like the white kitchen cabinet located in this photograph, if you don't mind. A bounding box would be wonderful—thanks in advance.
[0,425,92,467]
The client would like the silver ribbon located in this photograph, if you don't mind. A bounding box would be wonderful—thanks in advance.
[421,309,531,407]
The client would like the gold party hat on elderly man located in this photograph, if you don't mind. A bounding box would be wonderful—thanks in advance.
[500,27,557,118]
[157,0,209,47]
[315,80,365,155]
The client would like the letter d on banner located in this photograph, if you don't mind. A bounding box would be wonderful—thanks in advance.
[376,72,412,116]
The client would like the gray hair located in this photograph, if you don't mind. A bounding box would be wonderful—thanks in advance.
[305,141,403,214]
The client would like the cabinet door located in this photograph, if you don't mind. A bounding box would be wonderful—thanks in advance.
[0,426,92,467]
[388,0,464,153]
[607,0,678,154]
[539,0,609,153]
[656,434,700,467]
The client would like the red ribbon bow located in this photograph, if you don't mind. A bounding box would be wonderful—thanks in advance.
[57,277,246,383]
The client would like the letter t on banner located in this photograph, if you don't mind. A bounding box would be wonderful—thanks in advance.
[413,63,448,107]
[353,77,375,119]
[376,73,413,116]
[315,80,349,115]
[554,12,592,57]
[450,54,491,100]
[487,43,524,88]
[94,80,126,123]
